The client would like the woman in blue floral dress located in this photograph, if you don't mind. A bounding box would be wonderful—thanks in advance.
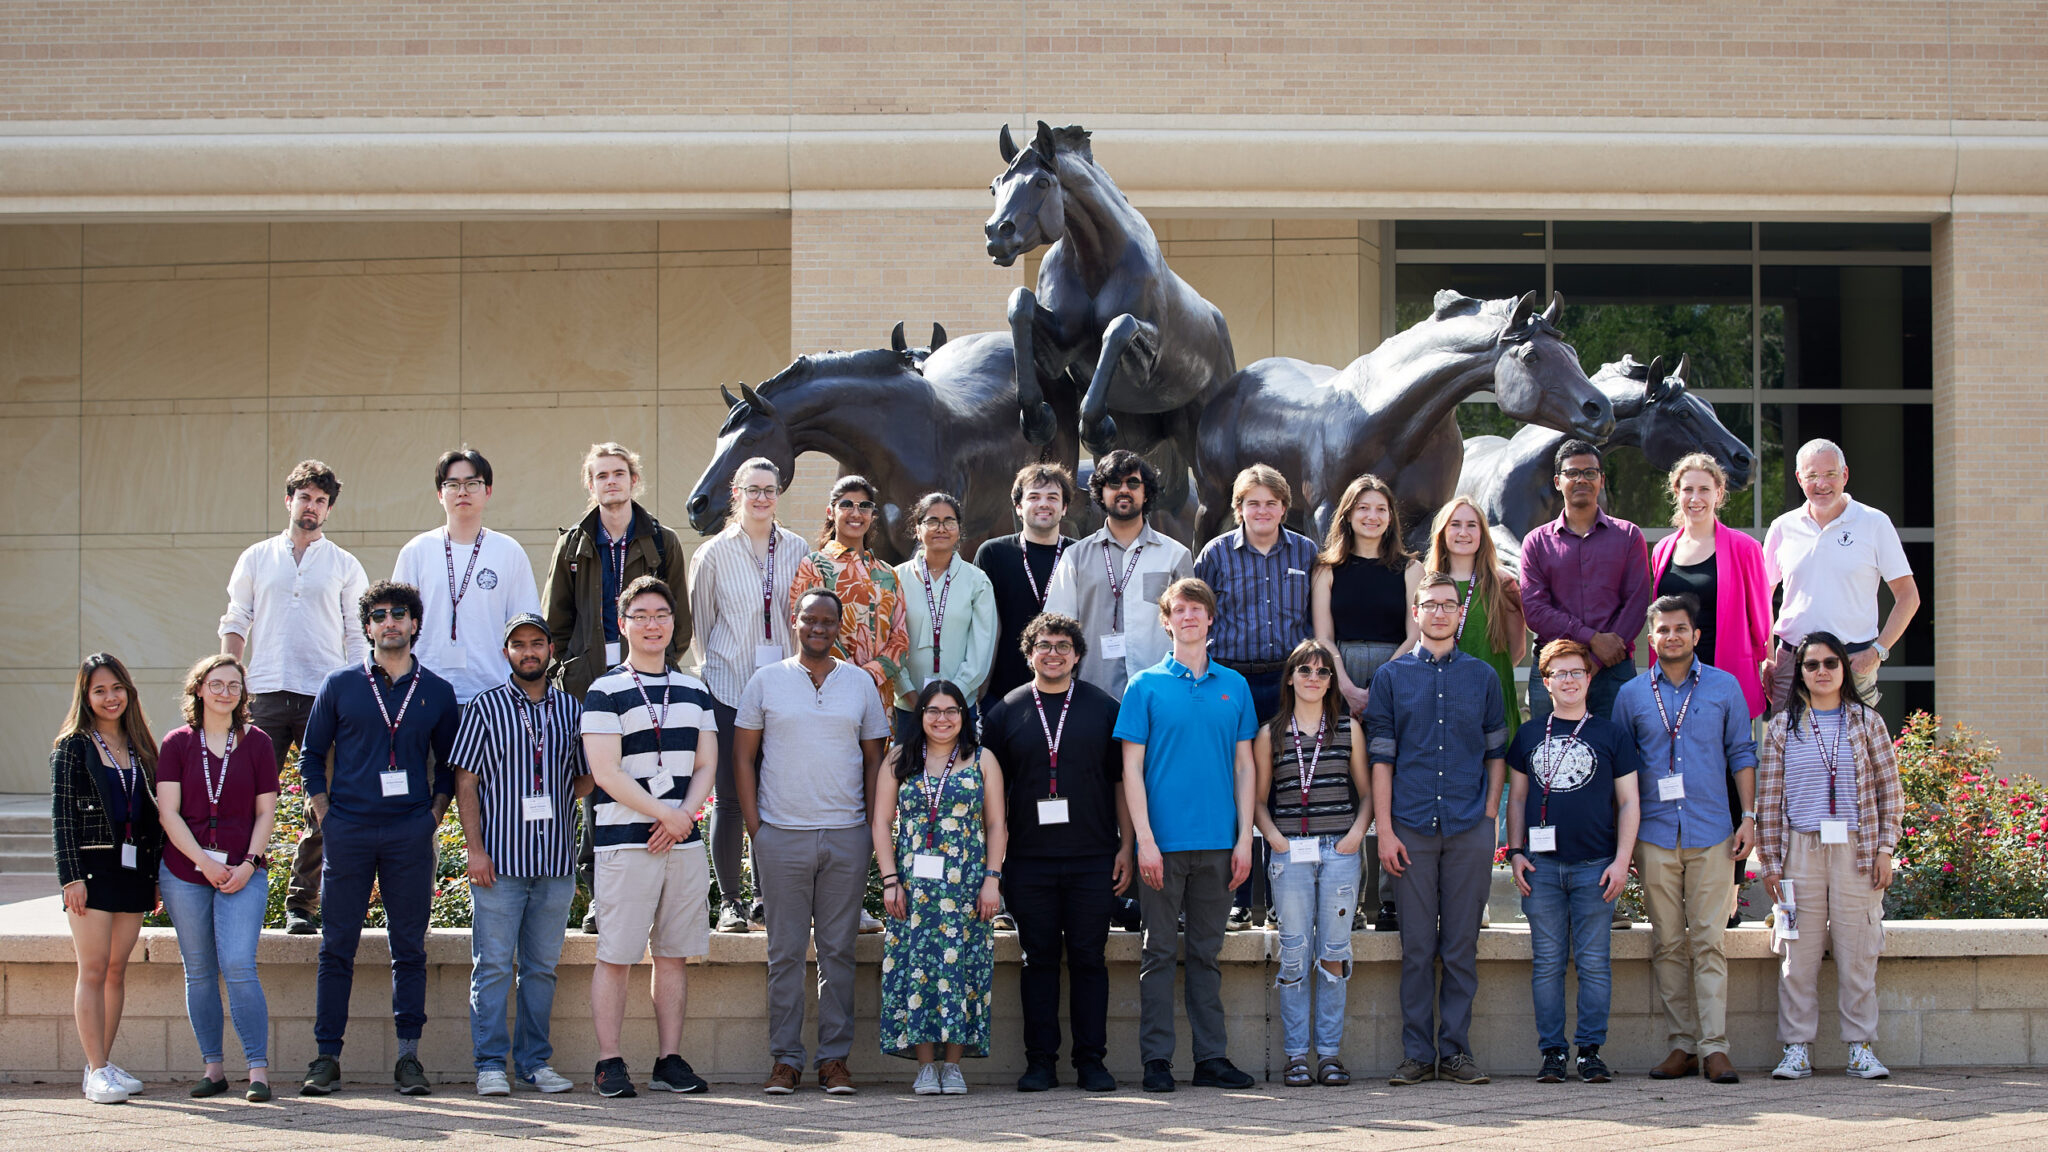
[872,679,1008,1095]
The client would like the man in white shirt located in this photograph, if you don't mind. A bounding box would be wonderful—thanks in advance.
[1044,451,1194,700]
[393,448,543,706]
[1762,439,1920,712]
[219,459,370,935]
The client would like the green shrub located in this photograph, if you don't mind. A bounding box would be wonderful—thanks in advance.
[1886,712,2048,919]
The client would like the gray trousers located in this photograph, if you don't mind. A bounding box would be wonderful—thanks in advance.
[1389,819,1493,1062]
[755,822,870,1069]
[1136,848,1233,1065]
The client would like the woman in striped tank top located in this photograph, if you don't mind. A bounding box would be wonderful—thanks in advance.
[1253,639,1371,1087]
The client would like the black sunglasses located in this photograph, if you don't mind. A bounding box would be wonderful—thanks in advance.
[368,606,413,622]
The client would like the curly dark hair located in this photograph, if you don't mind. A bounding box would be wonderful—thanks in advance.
[1088,449,1159,514]
[284,459,342,505]
[1010,463,1075,508]
[1018,612,1088,663]
[359,580,426,648]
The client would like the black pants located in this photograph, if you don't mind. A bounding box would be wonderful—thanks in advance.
[1002,852,1116,1067]
[1230,667,1282,914]
[249,691,319,914]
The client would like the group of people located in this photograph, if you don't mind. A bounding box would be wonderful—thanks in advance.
[49,432,1916,1105]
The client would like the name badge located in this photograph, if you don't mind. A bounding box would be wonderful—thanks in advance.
[203,849,230,865]
[912,854,945,880]
[1099,633,1126,659]
[522,795,553,823]
[1658,775,1686,802]
[606,641,623,666]
[1529,826,1558,853]
[1037,798,1070,825]
[443,645,468,670]
[755,643,783,670]
[1288,837,1321,863]
[381,770,410,797]
[120,842,139,870]
[1819,819,1850,845]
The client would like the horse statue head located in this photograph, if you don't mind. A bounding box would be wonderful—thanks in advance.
[985,121,1093,266]
[1609,354,1755,488]
[889,320,949,372]
[1437,289,1615,441]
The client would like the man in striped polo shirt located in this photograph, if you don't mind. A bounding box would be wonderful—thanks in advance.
[580,575,719,1098]
[451,613,592,1097]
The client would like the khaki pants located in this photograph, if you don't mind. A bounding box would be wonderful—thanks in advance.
[1637,836,1739,1056]
[1777,830,1885,1044]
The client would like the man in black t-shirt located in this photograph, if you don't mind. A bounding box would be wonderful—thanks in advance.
[981,612,1131,1093]
[974,464,1078,704]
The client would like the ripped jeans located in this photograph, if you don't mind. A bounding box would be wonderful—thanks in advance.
[1268,835,1363,1058]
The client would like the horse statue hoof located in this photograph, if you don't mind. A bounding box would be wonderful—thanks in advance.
[1080,413,1120,455]
[1020,401,1058,447]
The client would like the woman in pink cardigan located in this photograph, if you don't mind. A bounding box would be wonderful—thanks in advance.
[1651,452,1773,926]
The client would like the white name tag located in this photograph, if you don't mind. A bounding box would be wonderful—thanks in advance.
[203,849,230,865]
[443,646,468,670]
[1037,798,1070,825]
[607,641,623,666]
[912,854,945,880]
[522,795,553,823]
[755,643,783,670]
[1820,819,1850,845]
[380,769,409,797]
[120,842,138,870]
[1658,775,1686,802]
[1288,837,1321,863]
[1100,633,1126,659]
[1529,826,1558,853]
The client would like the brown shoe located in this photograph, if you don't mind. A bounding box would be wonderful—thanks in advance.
[764,1063,800,1095]
[1648,1049,1699,1080]
[1703,1052,1740,1084]
[818,1058,857,1095]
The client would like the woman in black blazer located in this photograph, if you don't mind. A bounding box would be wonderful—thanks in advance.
[51,651,163,1105]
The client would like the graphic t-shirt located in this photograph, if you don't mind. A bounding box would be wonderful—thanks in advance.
[1506,711,1642,863]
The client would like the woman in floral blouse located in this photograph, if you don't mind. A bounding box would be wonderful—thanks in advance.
[790,474,910,708]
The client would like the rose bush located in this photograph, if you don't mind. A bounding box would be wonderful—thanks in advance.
[1886,712,2048,919]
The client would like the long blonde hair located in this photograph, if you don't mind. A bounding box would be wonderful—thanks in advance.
[1424,496,1520,655]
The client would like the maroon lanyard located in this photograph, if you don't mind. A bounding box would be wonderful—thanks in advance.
[442,528,485,642]
[1020,533,1067,608]
[1811,707,1847,816]
[918,554,957,676]
[1104,542,1145,632]
[363,661,422,770]
[758,531,779,641]
[90,730,142,844]
[1649,665,1698,779]
[197,727,237,839]
[1031,687,1072,798]
[1535,711,1590,827]
[920,744,962,850]
[627,666,670,771]
[603,526,630,595]
[1288,713,1328,837]
[1453,576,1479,642]
[513,691,550,795]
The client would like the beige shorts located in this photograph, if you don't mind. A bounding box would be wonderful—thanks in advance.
[593,840,711,964]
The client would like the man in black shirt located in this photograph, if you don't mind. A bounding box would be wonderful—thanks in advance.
[974,464,1078,705]
[982,612,1132,1093]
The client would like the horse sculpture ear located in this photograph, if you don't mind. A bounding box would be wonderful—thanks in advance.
[1541,291,1563,325]
[1505,291,1538,336]
[999,123,1019,163]
[1671,353,1691,389]
[1034,120,1058,158]
[740,383,774,418]
[1643,356,1670,401]
[891,321,907,352]
[720,384,742,410]
[930,322,948,351]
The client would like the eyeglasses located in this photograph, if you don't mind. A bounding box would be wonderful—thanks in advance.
[918,517,960,531]
[835,499,878,513]
[367,606,412,622]
[1799,469,1845,483]
[202,679,244,696]
[1544,668,1589,682]
[625,611,674,626]
[738,485,779,500]
[1558,468,1604,482]
[1801,657,1843,672]
[1030,641,1075,655]
[1418,601,1462,615]
[1292,666,1334,680]
[922,706,964,719]
[438,478,487,494]
[1103,477,1145,491]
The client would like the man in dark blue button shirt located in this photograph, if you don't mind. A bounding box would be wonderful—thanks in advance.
[296,580,460,1098]
[1366,574,1508,1088]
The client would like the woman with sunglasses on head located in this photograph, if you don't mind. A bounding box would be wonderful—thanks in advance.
[893,492,998,745]
[791,475,910,711]
[51,651,164,1104]
[155,654,279,1101]
[1755,631,1901,1082]
[1423,496,1527,740]
[873,680,1008,1096]
[1252,640,1369,1087]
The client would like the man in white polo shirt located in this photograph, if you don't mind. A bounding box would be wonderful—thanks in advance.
[1762,439,1920,712]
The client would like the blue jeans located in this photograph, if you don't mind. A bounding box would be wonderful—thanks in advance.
[1268,834,1363,1057]
[1520,853,1616,1051]
[1528,658,1635,722]
[158,864,270,1067]
[469,874,577,1076]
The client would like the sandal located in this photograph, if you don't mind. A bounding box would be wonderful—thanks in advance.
[1283,1057,1314,1087]
[1317,1057,1351,1086]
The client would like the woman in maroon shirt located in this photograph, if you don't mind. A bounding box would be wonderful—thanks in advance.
[156,654,279,1101]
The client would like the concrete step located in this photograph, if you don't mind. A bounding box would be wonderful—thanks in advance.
[0,812,49,835]
[0,850,54,875]
[0,832,48,854]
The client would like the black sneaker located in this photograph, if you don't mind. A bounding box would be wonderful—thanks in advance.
[594,1057,637,1098]
[393,1054,431,1096]
[284,909,319,935]
[1075,1061,1117,1092]
[650,1054,707,1094]
[1536,1049,1568,1084]
[1191,1057,1254,1089]
[1577,1045,1613,1083]
[299,1055,340,1096]
[1141,1059,1175,1093]
[1374,902,1399,932]
[1016,1059,1057,1092]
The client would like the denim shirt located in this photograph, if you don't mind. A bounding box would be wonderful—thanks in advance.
[1364,645,1508,836]
[1611,657,1759,851]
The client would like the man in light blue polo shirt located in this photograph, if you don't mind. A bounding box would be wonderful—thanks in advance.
[1117,577,1258,1094]
[1611,593,1757,1086]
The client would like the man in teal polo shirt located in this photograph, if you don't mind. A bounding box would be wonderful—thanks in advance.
[1117,577,1258,1094]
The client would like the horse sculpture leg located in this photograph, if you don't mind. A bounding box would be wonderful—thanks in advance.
[1080,313,1157,455]
[1008,286,1060,446]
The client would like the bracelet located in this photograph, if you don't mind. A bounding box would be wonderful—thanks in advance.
[881,876,901,889]
[984,870,1003,881]
[880,872,898,881]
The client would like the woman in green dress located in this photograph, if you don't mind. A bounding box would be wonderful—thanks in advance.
[1424,496,1527,739]
[872,679,1008,1095]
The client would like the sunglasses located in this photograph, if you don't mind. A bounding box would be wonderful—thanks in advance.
[367,606,413,622]
[835,499,878,513]
[1801,656,1842,672]
[1292,665,1334,680]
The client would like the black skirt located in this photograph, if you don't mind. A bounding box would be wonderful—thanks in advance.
[78,848,158,914]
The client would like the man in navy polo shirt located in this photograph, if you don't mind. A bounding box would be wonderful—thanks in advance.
[297,580,461,1098]
[1116,577,1258,1094]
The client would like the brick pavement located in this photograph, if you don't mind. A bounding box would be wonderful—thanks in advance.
[0,1069,2044,1152]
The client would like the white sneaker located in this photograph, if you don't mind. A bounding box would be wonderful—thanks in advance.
[523,1065,575,1093]
[1771,1043,1814,1080]
[477,1069,511,1096]
[859,910,885,934]
[1845,1042,1890,1080]
[83,1066,128,1104]
[912,1062,942,1095]
[104,1062,144,1094]
[940,1062,968,1095]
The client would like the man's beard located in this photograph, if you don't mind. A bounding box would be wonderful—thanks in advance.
[512,662,547,683]
[296,514,322,532]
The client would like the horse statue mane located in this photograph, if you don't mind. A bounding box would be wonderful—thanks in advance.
[716,345,918,432]
[1428,289,1567,347]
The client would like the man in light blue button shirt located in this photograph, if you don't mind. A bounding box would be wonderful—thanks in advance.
[1611,594,1756,1085]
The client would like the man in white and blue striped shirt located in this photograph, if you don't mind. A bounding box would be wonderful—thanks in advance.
[451,613,591,1097]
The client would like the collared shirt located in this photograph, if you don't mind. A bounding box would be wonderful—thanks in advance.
[687,521,809,707]
[1611,658,1759,851]
[893,552,999,709]
[1519,509,1655,657]
[579,664,718,851]
[1763,496,1912,646]
[218,533,371,695]
[300,659,460,823]
[1043,522,1193,699]
[393,526,544,705]
[1364,646,1508,836]
[1113,654,1257,853]
[1756,702,1902,879]
[450,681,588,877]
[789,541,909,705]
[1194,526,1317,665]
[735,658,892,830]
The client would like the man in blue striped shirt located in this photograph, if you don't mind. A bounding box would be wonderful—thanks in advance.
[452,613,592,1097]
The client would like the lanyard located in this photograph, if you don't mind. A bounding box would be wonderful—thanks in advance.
[920,743,962,850]
[1103,541,1145,632]
[603,525,630,593]
[442,528,486,642]
[513,691,551,796]
[1810,707,1847,816]
[1649,665,1699,777]
[1453,575,1479,642]
[1535,711,1590,827]
[364,660,423,770]
[1020,533,1066,608]
[758,531,780,642]
[90,730,142,842]
[1030,686,1073,797]
[1287,713,1329,837]
[197,727,237,838]
[918,554,957,676]
[628,666,670,771]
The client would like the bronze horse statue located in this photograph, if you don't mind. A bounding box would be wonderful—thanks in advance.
[1192,290,1616,549]
[1459,353,1755,571]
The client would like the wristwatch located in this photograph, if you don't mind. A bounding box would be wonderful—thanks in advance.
[1872,641,1891,662]
[1739,810,1757,823]
[247,853,270,869]
[1506,847,1528,862]
[984,870,1003,881]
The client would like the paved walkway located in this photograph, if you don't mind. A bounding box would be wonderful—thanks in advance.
[1,1069,2044,1152]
